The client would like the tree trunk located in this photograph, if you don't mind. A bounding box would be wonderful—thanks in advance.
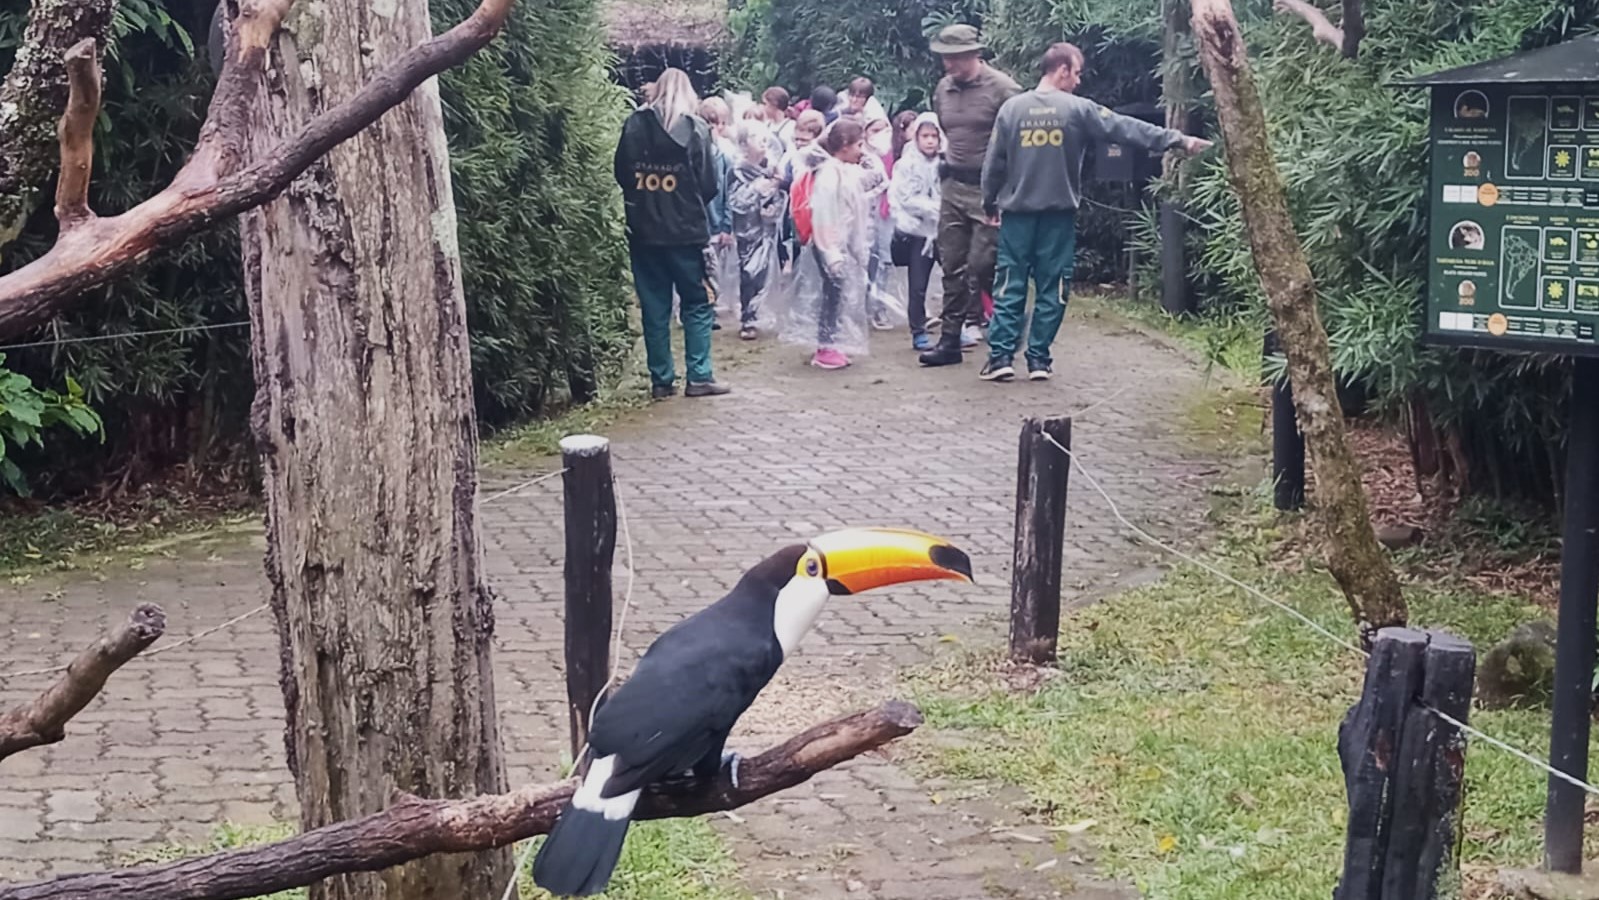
[239,0,511,895]
[1189,0,1407,644]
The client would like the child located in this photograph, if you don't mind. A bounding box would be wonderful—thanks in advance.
[726,121,786,340]
[861,115,898,331]
[805,119,870,369]
[890,112,945,351]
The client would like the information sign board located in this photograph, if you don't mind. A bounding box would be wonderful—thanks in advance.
[1426,84,1599,356]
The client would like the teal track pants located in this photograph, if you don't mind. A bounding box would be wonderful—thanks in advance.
[630,243,715,388]
[987,210,1077,367]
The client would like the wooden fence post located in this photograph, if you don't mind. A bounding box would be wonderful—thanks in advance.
[1337,627,1475,899]
[1010,416,1073,665]
[560,434,616,761]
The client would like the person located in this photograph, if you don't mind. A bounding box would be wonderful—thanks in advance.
[861,114,897,331]
[810,85,841,124]
[890,112,945,351]
[919,23,1021,368]
[698,97,738,329]
[613,68,730,399]
[845,76,889,122]
[726,121,786,340]
[762,86,797,147]
[806,119,871,369]
[979,42,1211,382]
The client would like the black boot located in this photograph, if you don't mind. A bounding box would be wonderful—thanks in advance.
[918,327,964,367]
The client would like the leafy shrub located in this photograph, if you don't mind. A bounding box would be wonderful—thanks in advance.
[0,355,103,495]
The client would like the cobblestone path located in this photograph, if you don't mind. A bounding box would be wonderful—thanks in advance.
[0,309,1234,897]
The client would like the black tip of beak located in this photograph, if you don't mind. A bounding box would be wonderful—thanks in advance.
[931,544,974,582]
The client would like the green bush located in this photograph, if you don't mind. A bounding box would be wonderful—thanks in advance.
[0,355,103,495]
[435,0,633,425]
[0,0,632,494]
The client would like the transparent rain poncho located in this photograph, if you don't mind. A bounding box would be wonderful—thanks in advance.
[777,151,877,356]
[713,122,786,331]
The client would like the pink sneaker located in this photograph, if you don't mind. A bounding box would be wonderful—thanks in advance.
[810,347,850,369]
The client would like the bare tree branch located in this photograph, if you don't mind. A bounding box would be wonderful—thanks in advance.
[0,701,924,900]
[52,39,101,230]
[1273,0,1343,51]
[0,0,516,342]
[1190,0,1406,642]
[0,0,118,251]
[0,604,166,762]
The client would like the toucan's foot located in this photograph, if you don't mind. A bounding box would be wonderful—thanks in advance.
[722,750,742,790]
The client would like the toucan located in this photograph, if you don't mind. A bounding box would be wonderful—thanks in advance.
[531,527,974,897]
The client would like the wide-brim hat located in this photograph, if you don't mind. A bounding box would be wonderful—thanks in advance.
[929,23,986,55]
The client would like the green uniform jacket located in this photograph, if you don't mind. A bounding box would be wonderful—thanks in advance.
[614,108,721,246]
[932,65,1022,175]
[982,89,1184,215]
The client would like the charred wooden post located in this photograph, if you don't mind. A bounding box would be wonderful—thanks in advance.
[1336,627,1474,899]
[1010,416,1073,665]
[561,434,617,758]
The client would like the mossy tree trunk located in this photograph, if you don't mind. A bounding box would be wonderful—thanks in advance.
[240,0,512,896]
[1189,0,1407,644]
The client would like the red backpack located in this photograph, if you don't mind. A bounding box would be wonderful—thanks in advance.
[791,169,817,245]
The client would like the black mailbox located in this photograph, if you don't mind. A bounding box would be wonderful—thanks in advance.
[1092,101,1168,185]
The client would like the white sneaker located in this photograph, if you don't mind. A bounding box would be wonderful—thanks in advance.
[960,324,983,348]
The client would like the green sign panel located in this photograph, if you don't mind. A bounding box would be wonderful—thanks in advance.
[1426,84,1599,356]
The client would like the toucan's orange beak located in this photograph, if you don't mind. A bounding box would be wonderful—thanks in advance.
[808,528,974,595]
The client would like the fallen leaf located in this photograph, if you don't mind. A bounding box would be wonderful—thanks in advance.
[1157,834,1178,854]
[1050,819,1097,835]
[939,634,960,644]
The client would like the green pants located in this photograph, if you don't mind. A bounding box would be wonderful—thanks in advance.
[987,210,1077,367]
[936,179,999,332]
[630,243,715,388]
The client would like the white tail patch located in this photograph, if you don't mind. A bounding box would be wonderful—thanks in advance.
[573,754,642,822]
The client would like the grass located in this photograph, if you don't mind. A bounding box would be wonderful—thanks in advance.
[907,503,1580,900]
[1074,289,1265,384]
[519,818,749,899]
[0,493,257,577]
[119,818,746,900]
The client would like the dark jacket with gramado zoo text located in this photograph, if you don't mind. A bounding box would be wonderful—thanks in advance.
[614,108,721,246]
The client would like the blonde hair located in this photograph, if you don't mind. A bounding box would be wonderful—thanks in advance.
[698,96,731,128]
[794,109,826,137]
[650,69,700,131]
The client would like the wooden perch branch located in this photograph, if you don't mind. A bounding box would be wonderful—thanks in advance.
[0,0,516,341]
[53,39,101,229]
[0,604,165,763]
[0,701,923,900]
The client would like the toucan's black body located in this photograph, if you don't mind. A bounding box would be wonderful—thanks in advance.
[531,548,802,896]
[532,530,972,897]
[590,546,797,784]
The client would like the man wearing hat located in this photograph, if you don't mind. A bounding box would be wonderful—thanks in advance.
[919,24,1021,368]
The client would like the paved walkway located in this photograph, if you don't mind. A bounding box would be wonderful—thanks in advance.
[0,309,1231,897]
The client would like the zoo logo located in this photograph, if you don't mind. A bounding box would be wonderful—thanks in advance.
[1019,128,1065,149]
[633,172,679,192]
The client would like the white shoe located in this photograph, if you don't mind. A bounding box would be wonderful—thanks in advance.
[960,325,983,348]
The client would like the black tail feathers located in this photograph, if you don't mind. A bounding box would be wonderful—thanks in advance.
[531,803,632,897]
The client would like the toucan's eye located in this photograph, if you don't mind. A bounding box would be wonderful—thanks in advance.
[804,557,821,577]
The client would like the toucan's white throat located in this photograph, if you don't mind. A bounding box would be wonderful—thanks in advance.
[772,577,830,655]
